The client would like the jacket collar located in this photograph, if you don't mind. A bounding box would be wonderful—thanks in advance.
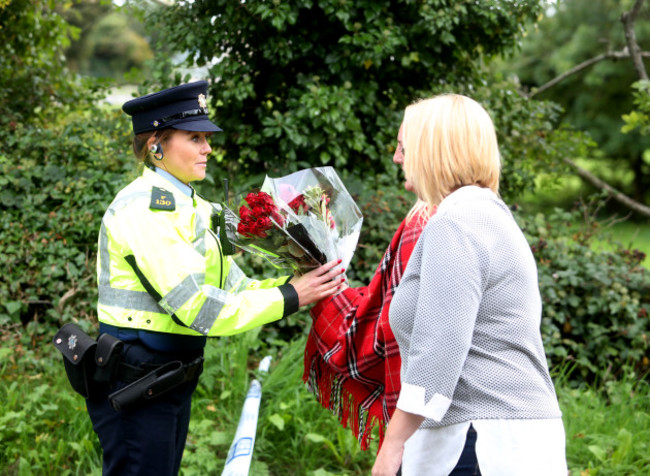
[437,185,498,214]
[143,166,195,199]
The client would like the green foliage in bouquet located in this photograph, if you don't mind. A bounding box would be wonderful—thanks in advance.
[299,186,336,230]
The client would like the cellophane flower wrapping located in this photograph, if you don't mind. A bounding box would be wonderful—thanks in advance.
[221,167,363,274]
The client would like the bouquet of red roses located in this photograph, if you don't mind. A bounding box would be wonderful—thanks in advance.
[220,167,363,273]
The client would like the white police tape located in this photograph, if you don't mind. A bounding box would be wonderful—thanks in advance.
[221,355,272,476]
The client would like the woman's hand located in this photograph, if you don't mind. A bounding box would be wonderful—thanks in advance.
[372,408,423,476]
[372,442,404,476]
[290,260,344,307]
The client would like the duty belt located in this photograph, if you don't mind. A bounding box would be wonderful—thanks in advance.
[54,323,204,408]
[109,356,204,411]
[117,357,204,384]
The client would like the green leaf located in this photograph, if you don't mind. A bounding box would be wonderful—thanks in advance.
[268,413,285,431]
[4,301,22,315]
[588,444,608,463]
[305,432,326,443]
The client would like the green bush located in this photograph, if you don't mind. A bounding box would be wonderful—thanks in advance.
[0,0,136,330]
[147,0,544,175]
[0,106,133,328]
[0,0,86,127]
[517,197,650,382]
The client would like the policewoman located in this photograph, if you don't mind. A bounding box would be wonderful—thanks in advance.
[87,81,342,475]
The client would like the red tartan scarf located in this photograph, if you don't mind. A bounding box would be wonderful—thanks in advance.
[303,215,428,451]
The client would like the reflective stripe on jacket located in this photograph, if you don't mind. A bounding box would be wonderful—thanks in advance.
[97,167,292,337]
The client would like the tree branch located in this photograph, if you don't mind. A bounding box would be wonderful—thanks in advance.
[621,0,648,80]
[563,158,650,218]
[56,288,79,314]
[527,49,650,98]
[521,1,650,216]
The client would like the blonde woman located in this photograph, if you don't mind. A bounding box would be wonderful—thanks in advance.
[373,94,567,476]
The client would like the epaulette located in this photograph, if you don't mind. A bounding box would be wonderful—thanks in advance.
[150,186,176,211]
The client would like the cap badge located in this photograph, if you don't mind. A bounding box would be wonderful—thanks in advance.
[198,94,207,109]
[152,120,160,127]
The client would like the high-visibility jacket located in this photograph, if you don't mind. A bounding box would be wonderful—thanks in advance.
[97,167,297,337]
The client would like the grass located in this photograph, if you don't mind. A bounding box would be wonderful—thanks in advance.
[0,325,102,475]
[1,324,649,475]
[183,329,375,475]
[559,367,650,475]
[593,220,650,268]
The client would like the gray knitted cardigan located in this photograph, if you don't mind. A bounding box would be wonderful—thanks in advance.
[389,186,561,428]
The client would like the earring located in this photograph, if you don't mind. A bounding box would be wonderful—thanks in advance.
[150,143,164,161]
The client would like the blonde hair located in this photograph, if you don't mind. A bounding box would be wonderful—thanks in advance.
[403,94,501,210]
[406,199,435,224]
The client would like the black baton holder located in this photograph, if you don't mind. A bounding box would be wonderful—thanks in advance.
[108,360,185,412]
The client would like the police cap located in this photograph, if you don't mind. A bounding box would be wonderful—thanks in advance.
[122,80,222,135]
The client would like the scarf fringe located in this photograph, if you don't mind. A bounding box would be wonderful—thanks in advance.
[304,358,386,451]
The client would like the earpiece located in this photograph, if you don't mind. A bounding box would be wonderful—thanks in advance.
[150,143,164,161]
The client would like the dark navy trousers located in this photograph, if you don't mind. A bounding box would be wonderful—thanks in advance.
[448,424,481,475]
[396,424,481,476]
[86,340,203,476]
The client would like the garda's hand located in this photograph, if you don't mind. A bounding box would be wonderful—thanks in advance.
[290,260,344,307]
[337,280,349,293]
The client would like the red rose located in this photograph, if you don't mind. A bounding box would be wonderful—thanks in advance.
[252,205,266,217]
[239,206,252,221]
[257,216,272,230]
[260,192,275,207]
[245,191,273,208]
[288,195,308,213]
[237,221,252,237]
[244,192,258,206]
[238,191,284,239]
[271,211,285,227]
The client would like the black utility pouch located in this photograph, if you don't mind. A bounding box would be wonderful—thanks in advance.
[108,360,185,412]
[52,323,98,399]
[94,333,123,385]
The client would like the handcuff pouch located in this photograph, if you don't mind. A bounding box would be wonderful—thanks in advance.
[52,323,98,399]
[94,333,124,384]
